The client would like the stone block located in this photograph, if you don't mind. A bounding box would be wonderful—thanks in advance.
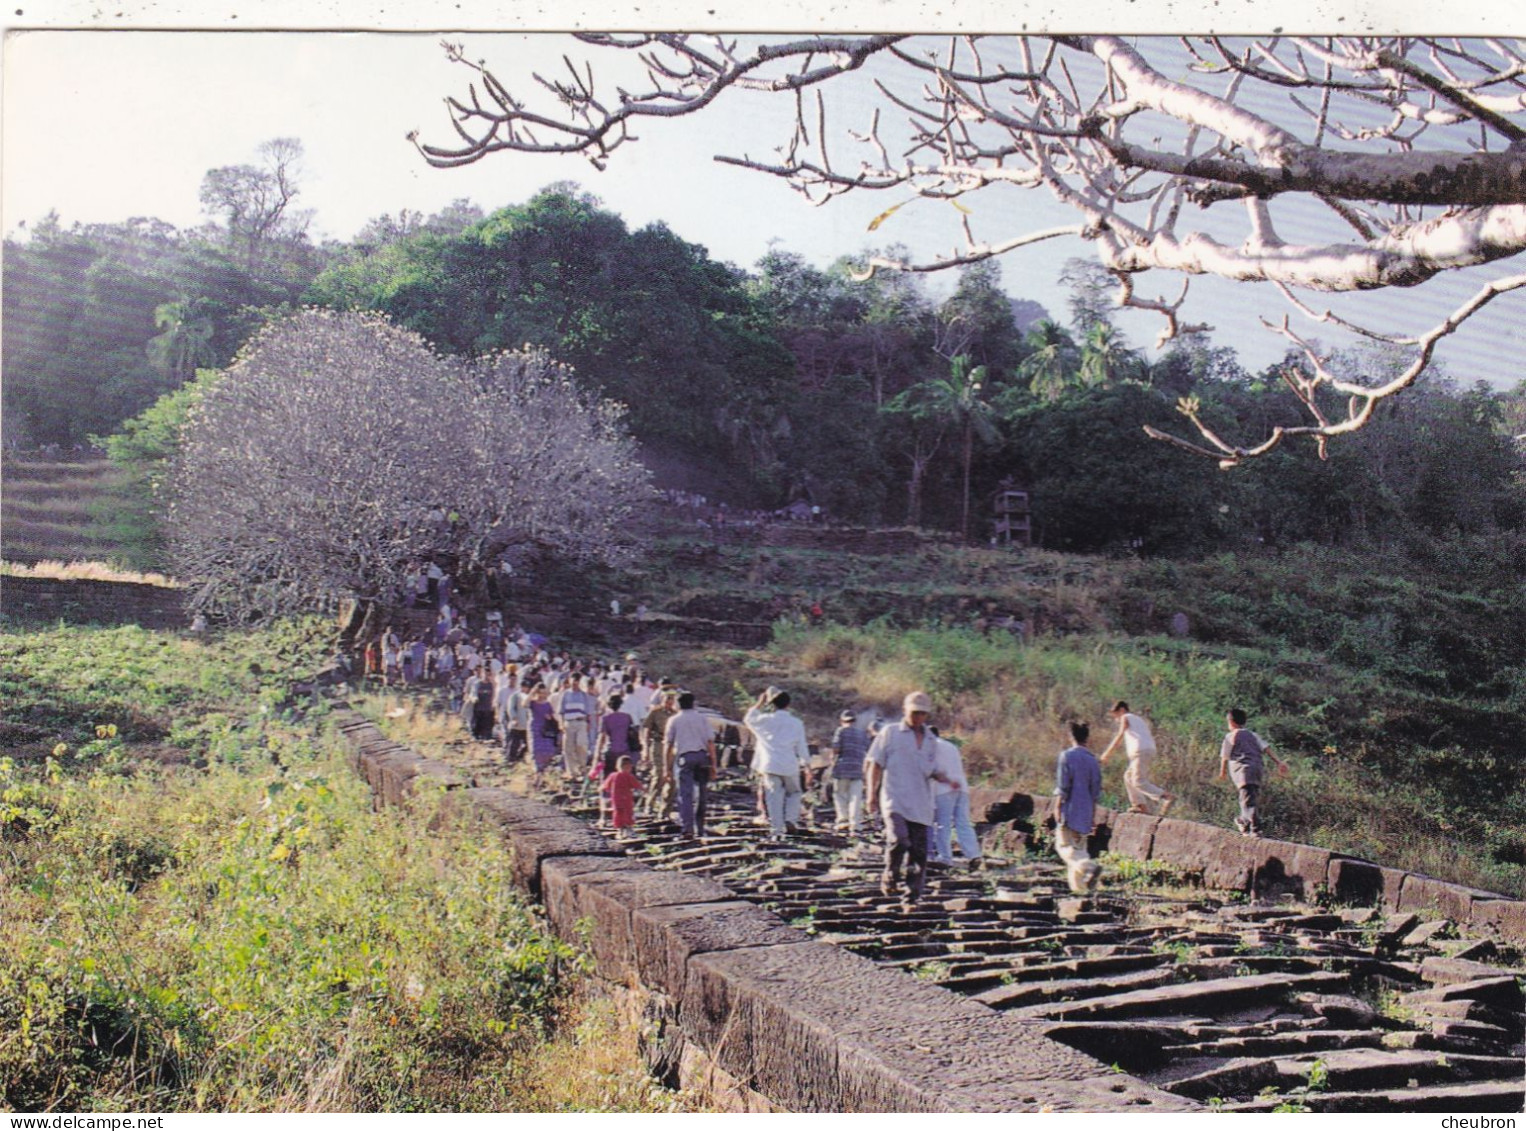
[1150,818,1257,891]
[1245,838,1334,899]
[460,786,566,827]
[1397,874,1505,922]
[634,899,811,999]
[1468,899,1526,944]
[362,748,424,805]
[544,865,736,982]
[1087,807,1118,856]
[498,819,624,893]
[1327,857,1387,906]
[538,855,654,962]
[968,787,1020,824]
[1107,812,1159,862]
[411,757,469,792]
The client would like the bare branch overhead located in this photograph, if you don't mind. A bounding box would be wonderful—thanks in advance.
[418,34,1526,461]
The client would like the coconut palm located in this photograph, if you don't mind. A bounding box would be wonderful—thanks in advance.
[1017,320,1080,402]
[894,354,1000,540]
[1079,322,1141,389]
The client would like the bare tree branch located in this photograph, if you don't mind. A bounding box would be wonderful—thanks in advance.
[416,33,1526,462]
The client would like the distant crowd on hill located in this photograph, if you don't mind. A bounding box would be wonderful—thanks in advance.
[658,488,830,530]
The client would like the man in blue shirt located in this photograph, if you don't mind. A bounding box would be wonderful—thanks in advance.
[1053,721,1103,893]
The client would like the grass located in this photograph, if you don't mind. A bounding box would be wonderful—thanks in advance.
[1,559,178,587]
[1,457,124,565]
[0,621,698,1113]
[754,619,1526,897]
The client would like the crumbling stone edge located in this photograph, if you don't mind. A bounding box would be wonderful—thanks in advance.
[973,789,1526,943]
[328,705,1198,1113]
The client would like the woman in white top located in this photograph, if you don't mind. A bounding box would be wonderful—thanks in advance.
[1099,700,1174,816]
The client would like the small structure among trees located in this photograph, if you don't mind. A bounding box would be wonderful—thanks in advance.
[168,309,651,622]
[992,485,1033,548]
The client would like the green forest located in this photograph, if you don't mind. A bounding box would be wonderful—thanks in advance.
[8,151,1525,568]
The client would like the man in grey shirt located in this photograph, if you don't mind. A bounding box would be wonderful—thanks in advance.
[664,691,717,839]
[1218,707,1290,836]
[866,690,958,911]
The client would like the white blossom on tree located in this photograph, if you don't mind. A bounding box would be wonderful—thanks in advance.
[413,34,1526,463]
[169,309,651,620]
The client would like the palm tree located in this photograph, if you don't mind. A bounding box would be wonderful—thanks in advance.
[1079,322,1140,389]
[1017,320,1079,402]
[147,299,217,385]
[900,354,1000,540]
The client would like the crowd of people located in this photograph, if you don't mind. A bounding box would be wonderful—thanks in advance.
[356,608,1292,911]
[656,487,829,530]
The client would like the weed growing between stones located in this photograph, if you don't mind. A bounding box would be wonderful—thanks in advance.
[1100,853,1195,894]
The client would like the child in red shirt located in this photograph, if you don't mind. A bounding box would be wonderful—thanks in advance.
[601,755,643,838]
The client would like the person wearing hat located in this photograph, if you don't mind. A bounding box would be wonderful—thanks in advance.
[865,691,960,911]
[745,686,812,839]
[830,708,870,835]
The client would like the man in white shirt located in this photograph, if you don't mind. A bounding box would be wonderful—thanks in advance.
[1100,700,1174,816]
[745,687,812,838]
[866,690,959,911]
[664,692,718,838]
[931,728,982,869]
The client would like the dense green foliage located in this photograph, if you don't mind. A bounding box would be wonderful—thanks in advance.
[9,170,1524,564]
[94,373,218,571]
[0,623,678,1112]
[305,185,798,493]
[1,215,309,450]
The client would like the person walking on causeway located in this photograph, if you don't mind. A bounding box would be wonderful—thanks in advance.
[664,691,717,840]
[1053,721,1103,893]
[830,709,869,835]
[601,754,642,840]
[866,691,960,914]
[745,686,812,840]
[1099,700,1174,816]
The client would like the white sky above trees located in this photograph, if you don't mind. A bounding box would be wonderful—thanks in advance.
[4,7,1523,387]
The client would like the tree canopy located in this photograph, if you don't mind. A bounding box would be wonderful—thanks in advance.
[168,309,651,620]
[415,34,1526,463]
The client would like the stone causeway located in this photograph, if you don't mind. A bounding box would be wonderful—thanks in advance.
[328,705,1526,1113]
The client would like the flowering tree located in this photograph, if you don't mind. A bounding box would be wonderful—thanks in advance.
[169,309,651,620]
[414,34,1526,463]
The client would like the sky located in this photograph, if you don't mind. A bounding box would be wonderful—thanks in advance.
[5,21,1525,387]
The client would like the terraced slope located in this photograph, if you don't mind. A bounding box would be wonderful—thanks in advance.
[1,456,122,564]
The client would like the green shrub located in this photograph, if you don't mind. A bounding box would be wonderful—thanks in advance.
[0,622,676,1112]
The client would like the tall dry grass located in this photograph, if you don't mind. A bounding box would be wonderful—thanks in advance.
[1,558,177,586]
[772,620,1526,895]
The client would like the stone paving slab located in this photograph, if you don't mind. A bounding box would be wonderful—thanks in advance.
[1014,971,1348,1021]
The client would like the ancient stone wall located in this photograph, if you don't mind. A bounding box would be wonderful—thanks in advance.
[330,707,1195,1113]
[976,790,1526,944]
[0,575,187,630]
